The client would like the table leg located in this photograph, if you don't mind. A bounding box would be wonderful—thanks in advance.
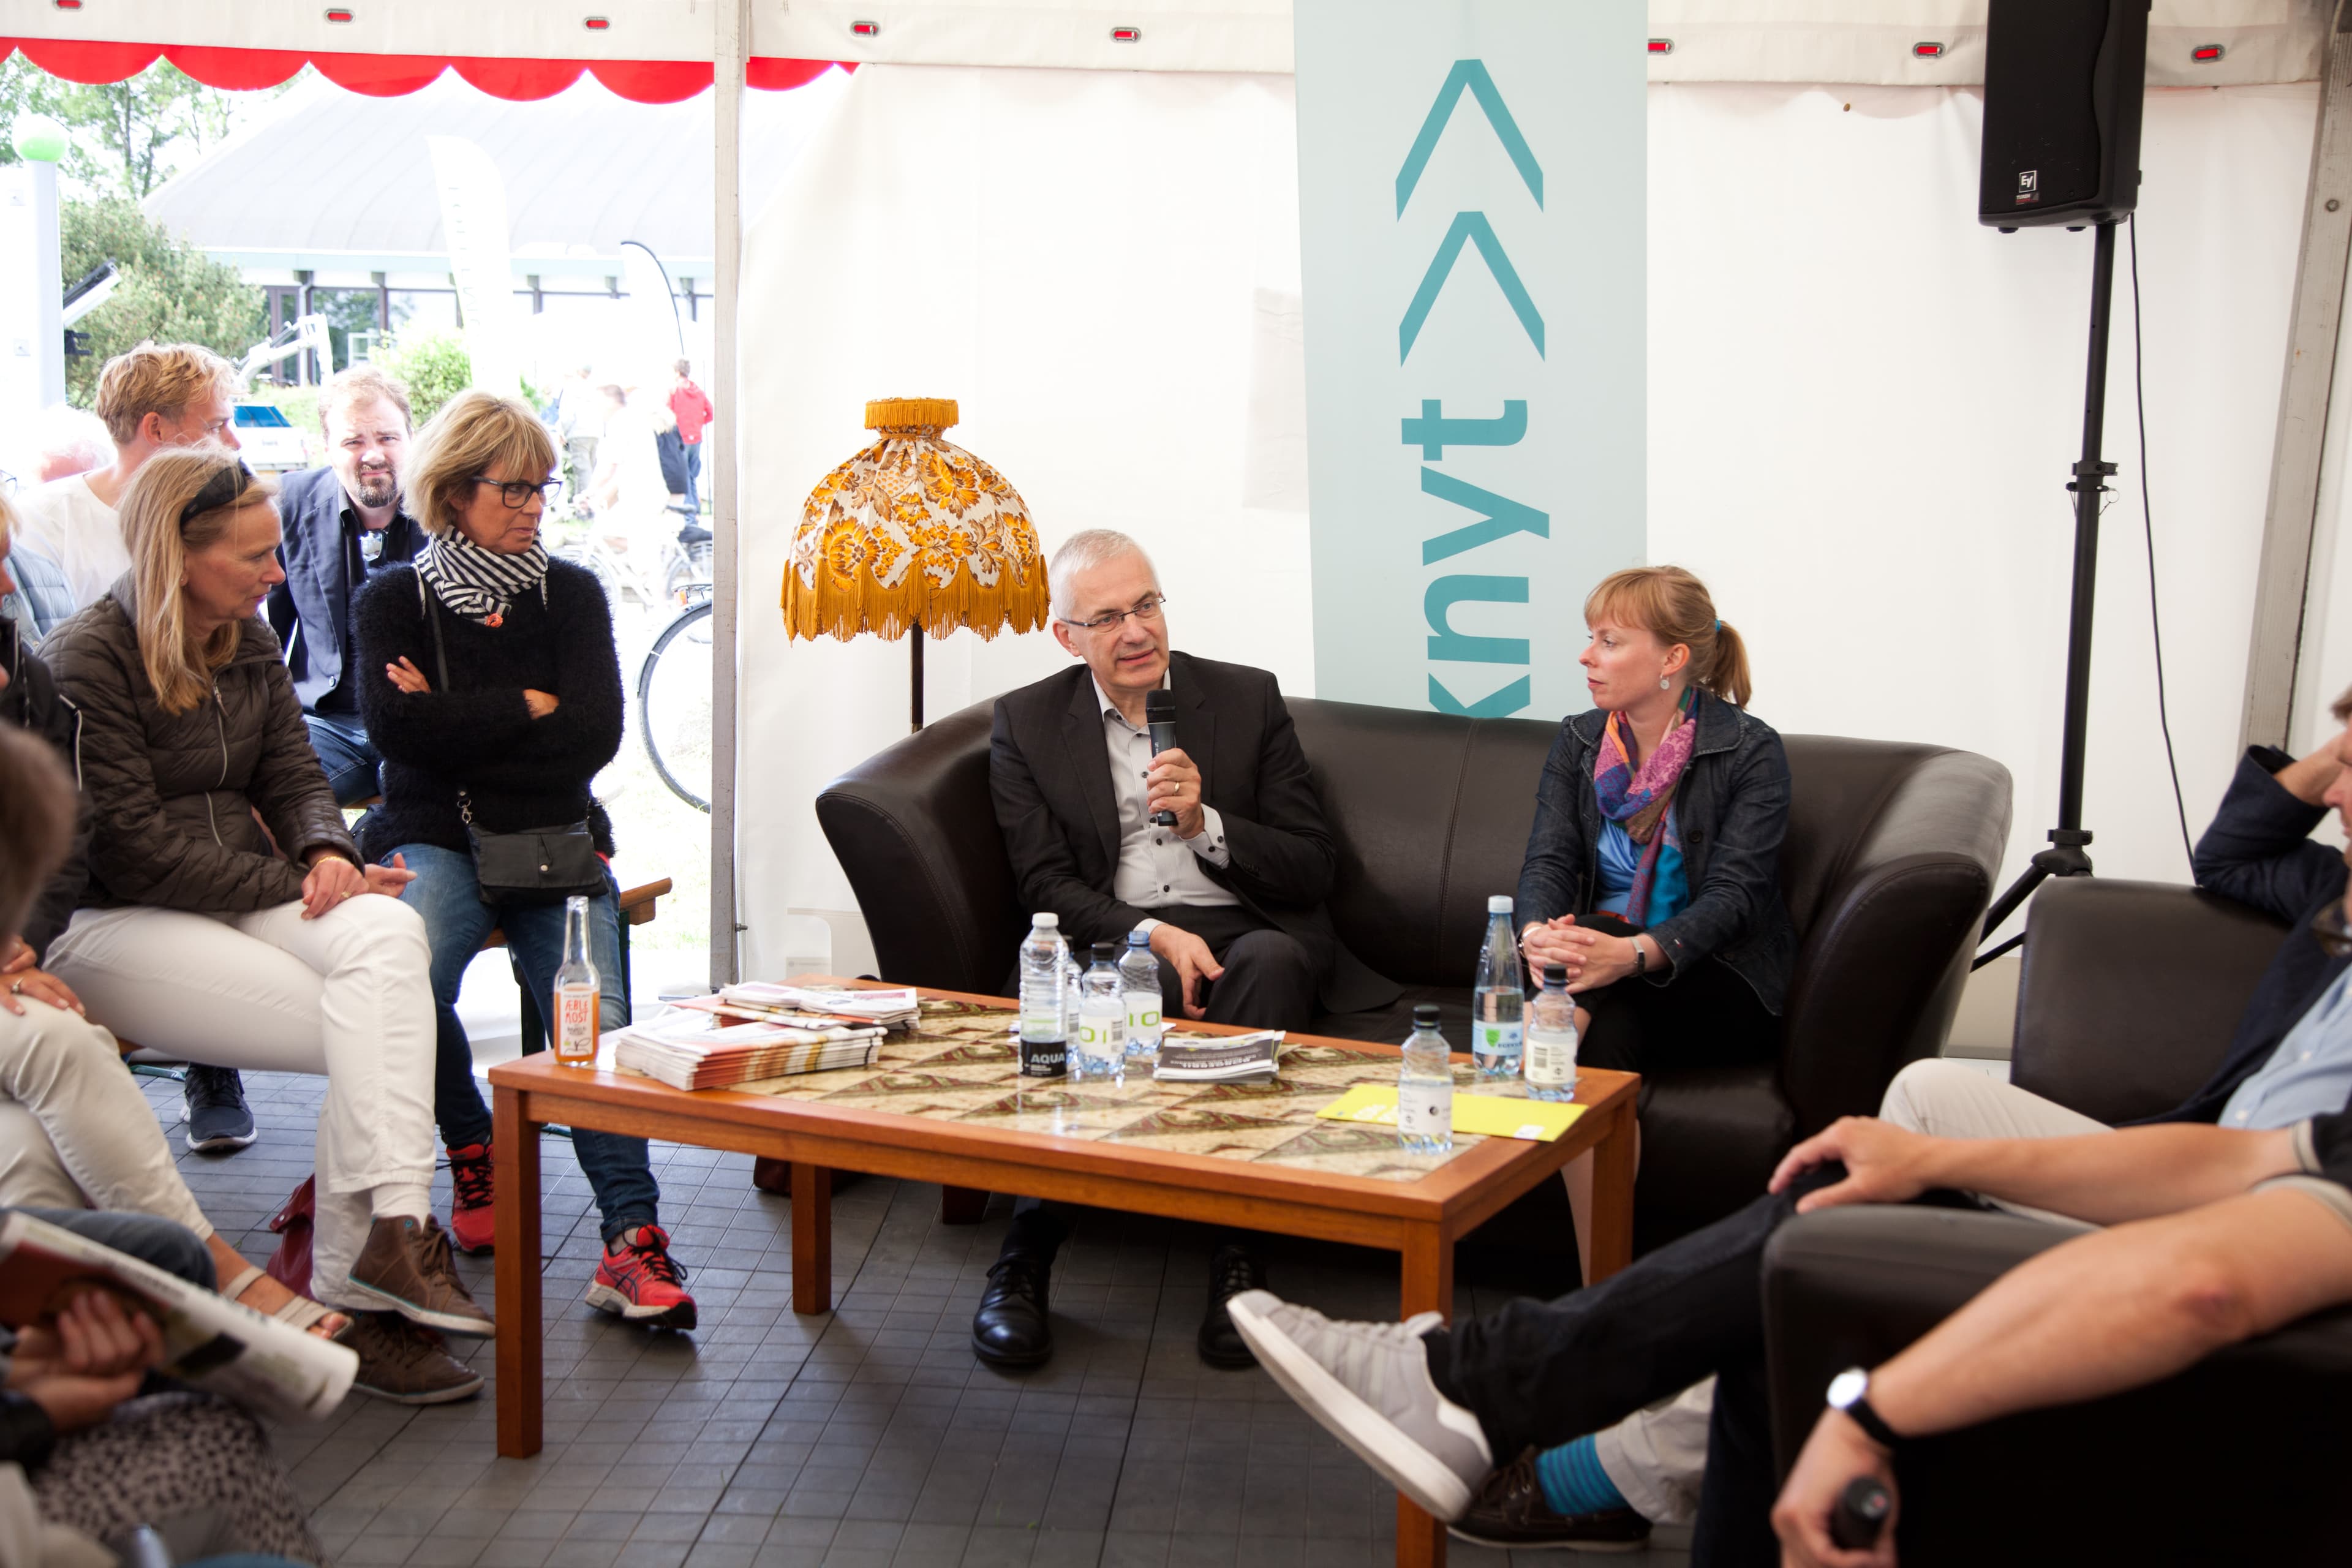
[492,1085,543,1458]
[939,1185,987,1225]
[791,1163,832,1314]
[1586,1098,1638,1284]
[1396,1224,1454,1568]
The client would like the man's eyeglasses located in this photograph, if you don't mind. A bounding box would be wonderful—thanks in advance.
[1061,594,1169,633]
[471,476,559,510]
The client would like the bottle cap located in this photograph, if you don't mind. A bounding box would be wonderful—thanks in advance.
[1488,894,1512,914]
[1033,913,1059,928]
[1412,1003,1441,1027]
[1093,942,1118,963]
[1545,963,1567,987]
[1128,929,1150,944]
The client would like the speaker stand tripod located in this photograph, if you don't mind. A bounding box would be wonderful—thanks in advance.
[1977,217,2121,966]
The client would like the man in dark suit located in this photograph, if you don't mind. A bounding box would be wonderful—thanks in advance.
[265,366,421,805]
[970,529,1398,1371]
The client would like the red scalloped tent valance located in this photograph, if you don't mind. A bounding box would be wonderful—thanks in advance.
[0,38,846,103]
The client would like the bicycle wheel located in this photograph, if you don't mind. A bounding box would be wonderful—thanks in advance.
[638,598,714,812]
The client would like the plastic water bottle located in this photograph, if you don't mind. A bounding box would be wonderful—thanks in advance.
[1119,930,1163,1058]
[1074,943,1127,1084]
[1525,962,1578,1101]
[1472,894,1524,1079]
[1059,942,1080,1044]
[1397,1003,1454,1155]
[1018,913,1068,1079]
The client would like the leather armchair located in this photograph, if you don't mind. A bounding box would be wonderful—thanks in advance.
[1762,877,2352,1562]
[817,695,2010,1250]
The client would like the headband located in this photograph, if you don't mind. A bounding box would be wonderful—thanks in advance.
[179,459,255,527]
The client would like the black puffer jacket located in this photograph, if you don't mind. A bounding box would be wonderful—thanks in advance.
[351,559,622,863]
[1,616,88,959]
[43,579,357,913]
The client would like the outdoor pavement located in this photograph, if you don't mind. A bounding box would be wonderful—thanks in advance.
[153,1068,1694,1568]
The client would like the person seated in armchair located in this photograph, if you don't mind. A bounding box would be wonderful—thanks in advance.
[1489,679,2352,1553]
[971,527,1398,1371]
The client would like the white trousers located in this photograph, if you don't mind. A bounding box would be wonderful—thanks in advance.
[0,998,211,1238]
[45,896,438,1311]
[1594,1058,2108,1523]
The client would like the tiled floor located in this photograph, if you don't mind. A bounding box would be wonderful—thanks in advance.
[153,1069,1692,1568]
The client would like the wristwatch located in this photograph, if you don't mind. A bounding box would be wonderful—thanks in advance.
[1826,1366,1904,1450]
[1632,938,1648,979]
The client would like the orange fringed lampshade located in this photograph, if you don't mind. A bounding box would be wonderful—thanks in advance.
[783,397,1049,649]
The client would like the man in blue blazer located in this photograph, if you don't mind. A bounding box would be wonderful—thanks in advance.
[265,367,421,805]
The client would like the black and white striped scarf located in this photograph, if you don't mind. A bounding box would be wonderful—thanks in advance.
[415,530,550,624]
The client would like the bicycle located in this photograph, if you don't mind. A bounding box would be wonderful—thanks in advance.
[638,584,714,812]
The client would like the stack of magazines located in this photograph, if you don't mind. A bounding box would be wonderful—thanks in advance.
[1153,1030,1284,1084]
[673,982,921,1033]
[612,1009,884,1090]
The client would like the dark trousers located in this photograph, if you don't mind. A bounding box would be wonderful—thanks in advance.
[1574,914,1778,1076]
[303,712,383,807]
[683,443,703,514]
[6,1207,216,1291]
[1428,1164,1849,1568]
[1001,903,1314,1266]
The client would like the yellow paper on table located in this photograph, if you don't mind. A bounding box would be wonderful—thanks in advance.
[1316,1084,1584,1142]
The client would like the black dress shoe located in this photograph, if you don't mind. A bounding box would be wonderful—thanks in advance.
[1197,1243,1264,1368]
[971,1253,1053,1367]
[1448,1447,1651,1551]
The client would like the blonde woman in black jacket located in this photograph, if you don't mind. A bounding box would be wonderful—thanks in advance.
[42,447,490,1403]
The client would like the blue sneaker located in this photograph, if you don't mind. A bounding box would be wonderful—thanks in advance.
[183,1065,257,1153]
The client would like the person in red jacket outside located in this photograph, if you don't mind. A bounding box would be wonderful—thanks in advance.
[666,359,712,517]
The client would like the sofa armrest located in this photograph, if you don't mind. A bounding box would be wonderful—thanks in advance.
[815,699,1026,994]
[1778,747,2010,1136]
[2012,878,2287,1124]
[1763,1204,2352,1565]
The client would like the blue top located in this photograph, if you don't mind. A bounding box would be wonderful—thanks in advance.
[1594,806,1688,925]
[2219,965,2352,1131]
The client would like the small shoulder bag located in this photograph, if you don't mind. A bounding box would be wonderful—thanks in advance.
[418,574,606,905]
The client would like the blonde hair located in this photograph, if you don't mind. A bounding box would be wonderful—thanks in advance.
[93,342,239,447]
[118,447,279,715]
[1583,565,1754,709]
[317,365,412,435]
[402,390,556,538]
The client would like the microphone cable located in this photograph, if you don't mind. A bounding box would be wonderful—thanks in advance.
[2129,211,2197,876]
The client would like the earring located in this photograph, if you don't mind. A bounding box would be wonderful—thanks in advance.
[1658,675,1670,691]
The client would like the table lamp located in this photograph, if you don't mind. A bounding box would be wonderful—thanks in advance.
[783,397,1049,730]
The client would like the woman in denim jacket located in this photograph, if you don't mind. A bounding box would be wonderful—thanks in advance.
[1517,565,1795,1074]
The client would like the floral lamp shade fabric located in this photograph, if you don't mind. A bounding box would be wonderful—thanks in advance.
[783,397,1050,643]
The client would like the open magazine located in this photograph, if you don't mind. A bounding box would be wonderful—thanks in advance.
[0,1212,356,1424]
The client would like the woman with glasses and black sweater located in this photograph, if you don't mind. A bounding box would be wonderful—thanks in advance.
[350,390,695,1331]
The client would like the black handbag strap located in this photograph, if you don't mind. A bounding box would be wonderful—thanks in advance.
[415,571,473,823]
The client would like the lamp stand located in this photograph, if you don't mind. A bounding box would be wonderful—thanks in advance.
[910,630,924,733]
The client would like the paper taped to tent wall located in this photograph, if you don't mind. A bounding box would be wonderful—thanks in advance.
[0,2,2328,92]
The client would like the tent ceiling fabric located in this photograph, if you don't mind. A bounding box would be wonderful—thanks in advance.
[0,2,2329,86]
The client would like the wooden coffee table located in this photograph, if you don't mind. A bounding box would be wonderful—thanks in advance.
[489,981,1638,1568]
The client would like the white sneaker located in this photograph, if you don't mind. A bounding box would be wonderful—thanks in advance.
[1225,1290,1492,1520]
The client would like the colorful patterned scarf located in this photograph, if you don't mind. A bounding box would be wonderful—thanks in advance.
[416,530,549,627]
[1593,689,1699,926]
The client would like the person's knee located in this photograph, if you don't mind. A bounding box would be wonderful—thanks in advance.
[0,1001,123,1090]
[1877,1057,1972,1133]
[326,889,432,968]
[1225,929,1314,982]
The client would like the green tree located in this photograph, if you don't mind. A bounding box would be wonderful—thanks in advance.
[0,55,289,200]
[375,330,474,425]
[59,196,260,407]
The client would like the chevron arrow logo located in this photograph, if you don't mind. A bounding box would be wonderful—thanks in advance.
[1395,59,1542,216]
[1398,211,1545,363]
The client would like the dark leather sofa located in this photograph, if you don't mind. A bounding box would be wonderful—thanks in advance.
[817,694,2010,1250]
[1763,877,2352,1564]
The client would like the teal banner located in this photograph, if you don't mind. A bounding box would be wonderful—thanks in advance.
[1295,0,1645,720]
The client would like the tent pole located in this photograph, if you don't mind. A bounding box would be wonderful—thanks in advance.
[709,0,748,991]
[2243,0,2352,749]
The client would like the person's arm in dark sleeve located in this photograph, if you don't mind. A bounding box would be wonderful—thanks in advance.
[459,581,625,786]
[1208,679,1338,908]
[1643,727,1792,981]
[1514,726,1587,930]
[989,701,1152,947]
[352,570,538,769]
[2191,744,2343,923]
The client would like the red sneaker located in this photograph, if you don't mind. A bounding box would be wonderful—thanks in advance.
[587,1224,696,1330]
[446,1143,495,1255]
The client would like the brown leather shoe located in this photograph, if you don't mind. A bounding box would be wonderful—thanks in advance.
[1448,1448,1651,1552]
[345,1215,494,1336]
[336,1310,483,1404]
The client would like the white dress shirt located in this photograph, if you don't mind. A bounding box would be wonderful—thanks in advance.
[1093,672,1235,938]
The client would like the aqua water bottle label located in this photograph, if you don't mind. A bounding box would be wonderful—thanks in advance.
[1478,1022,1523,1053]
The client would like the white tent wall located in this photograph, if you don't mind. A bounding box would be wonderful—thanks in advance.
[734,64,1310,980]
[735,69,2331,978]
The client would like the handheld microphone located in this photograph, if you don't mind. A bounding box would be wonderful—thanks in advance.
[1828,1477,1891,1551]
[1145,688,1179,827]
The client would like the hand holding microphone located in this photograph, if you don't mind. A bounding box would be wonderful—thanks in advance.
[1146,689,1181,829]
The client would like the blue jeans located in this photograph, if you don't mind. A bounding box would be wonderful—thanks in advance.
[391,843,658,1243]
[4,1208,214,1289]
[304,712,383,806]
[683,443,702,514]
